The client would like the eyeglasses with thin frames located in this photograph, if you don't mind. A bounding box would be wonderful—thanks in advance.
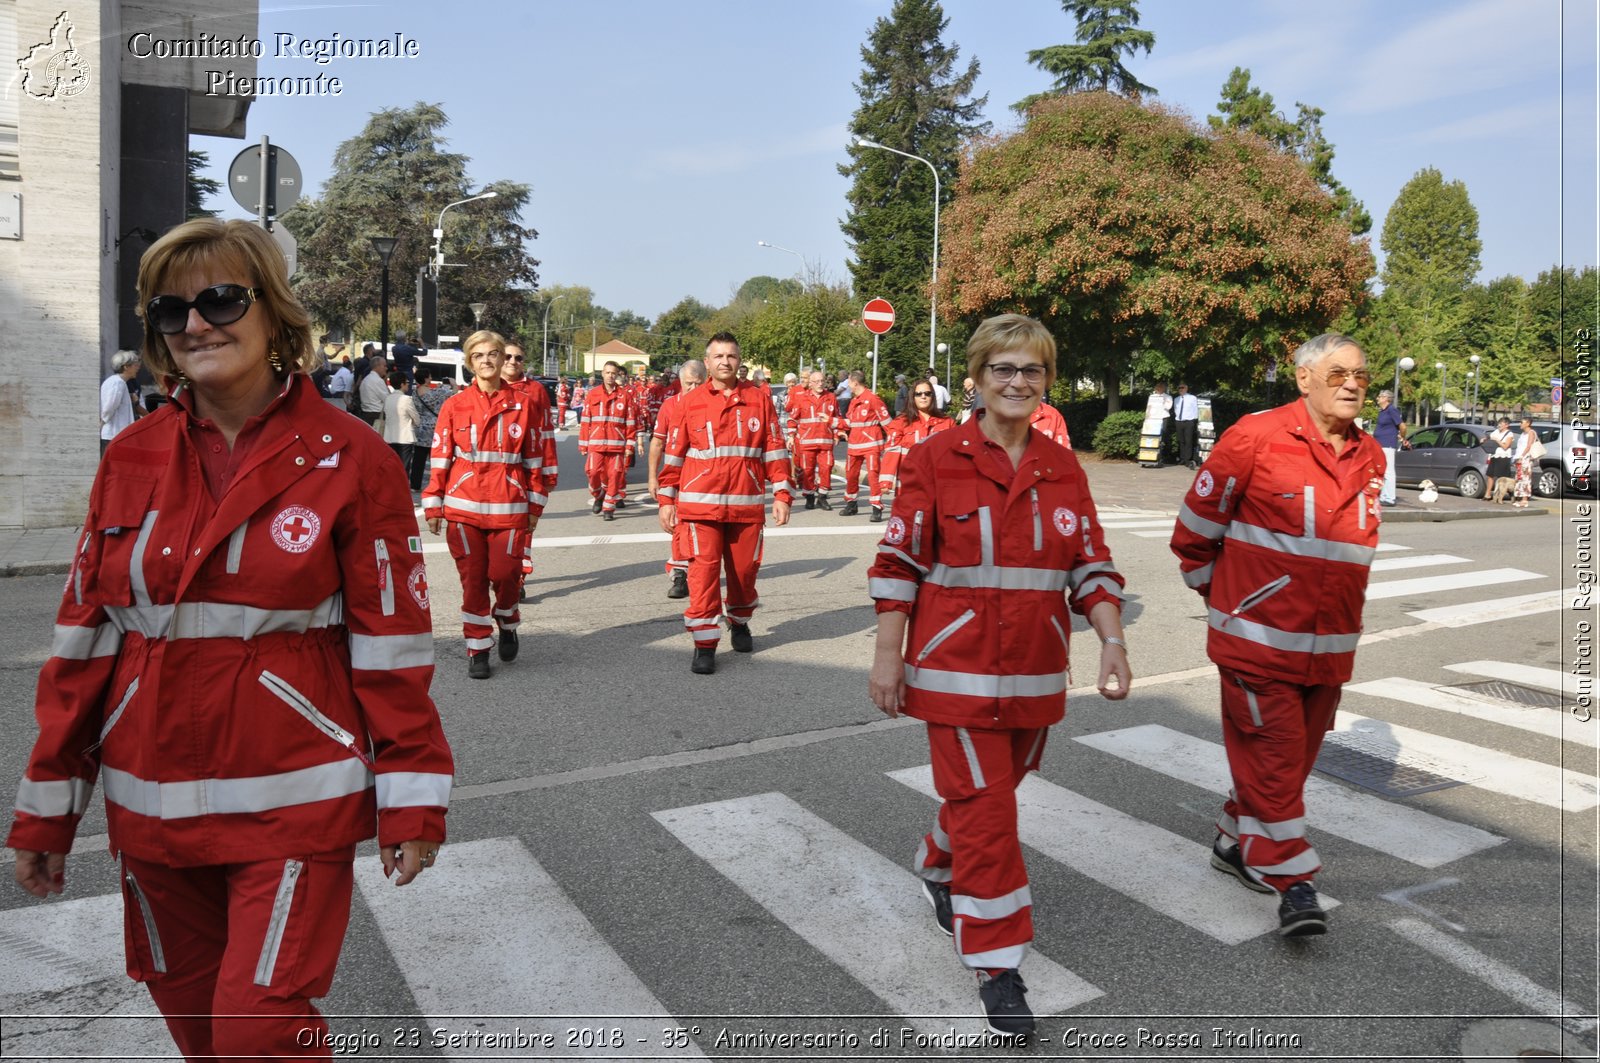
[984,363,1047,384]
[1321,367,1372,388]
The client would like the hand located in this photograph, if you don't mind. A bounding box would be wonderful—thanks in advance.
[427,518,442,535]
[1098,642,1132,700]
[773,499,791,527]
[658,503,677,533]
[527,513,539,533]
[14,849,66,897]
[647,478,660,500]
[869,650,906,718]
[381,839,441,887]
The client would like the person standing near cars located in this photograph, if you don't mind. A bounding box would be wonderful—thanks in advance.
[1373,390,1405,506]
[382,371,420,486]
[1512,417,1540,508]
[1487,417,1517,504]
[1170,332,1384,939]
[1172,383,1200,468]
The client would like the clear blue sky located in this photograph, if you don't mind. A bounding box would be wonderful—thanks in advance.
[197,0,1597,323]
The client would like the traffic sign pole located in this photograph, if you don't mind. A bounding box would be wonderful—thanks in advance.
[872,334,879,393]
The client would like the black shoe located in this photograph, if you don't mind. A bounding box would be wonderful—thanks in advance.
[815,494,832,511]
[667,570,689,599]
[729,622,754,653]
[870,506,884,523]
[1210,836,1273,894]
[691,646,716,674]
[840,500,858,516]
[922,879,953,937]
[617,497,628,508]
[497,629,519,662]
[976,969,1034,1039]
[1277,882,1328,937]
[602,511,616,521]
[467,651,491,680]
[591,497,603,514]
[805,493,816,510]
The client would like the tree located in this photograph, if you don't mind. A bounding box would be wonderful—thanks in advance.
[652,296,718,363]
[937,92,1373,411]
[1015,0,1155,112]
[1379,167,1481,374]
[1208,69,1370,235]
[280,102,538,342]
[186,150,221,219]
[839,0,990,382]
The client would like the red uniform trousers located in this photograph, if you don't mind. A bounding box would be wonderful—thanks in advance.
[445,521,526,654]
[843,444,884,506]
[119,849,355,1061]
[912,723,1048,971]
[682,520,763,648]
[586,452,629,513]
[1215,666,1341,891]
[794,445,834,496]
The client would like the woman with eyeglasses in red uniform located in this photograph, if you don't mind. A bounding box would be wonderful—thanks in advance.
[879,375,955,509]
[8,218,453,1060]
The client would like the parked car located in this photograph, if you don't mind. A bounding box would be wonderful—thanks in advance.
[1393,423,1493,498]
[1530,421,1596,497]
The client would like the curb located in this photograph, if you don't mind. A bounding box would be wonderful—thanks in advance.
[1381,505,1550,523]
[2,560,71,578]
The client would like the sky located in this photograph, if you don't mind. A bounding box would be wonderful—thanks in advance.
[194,0,1598,326]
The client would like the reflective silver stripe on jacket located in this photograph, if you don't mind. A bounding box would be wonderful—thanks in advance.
[875,545,929,575]
[50,622,123,660]
[903,665,1067,699]
[101,759,373,819]
[867,576,918,602]
[1177,503,1228,540]
[15,776,94,817]
[453,447,523,465]
[375,770,453,809]
[917,609,976,663]
[105,593,345,642]
[1206,608,1361,655]
[375,541,394,617]
[677,491,767,506]
[1068,560,1118,590]
[689,445,764,460]
[1225,521,1376,566]
[93,677,140,748]
[225,521,248,575]
[926,564,1070,592]
[1183,562,1214,589]
[441,497,530,515]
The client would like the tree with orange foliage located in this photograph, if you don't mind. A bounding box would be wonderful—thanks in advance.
[938,92,1374,412]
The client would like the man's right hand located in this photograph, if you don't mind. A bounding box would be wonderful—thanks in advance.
[657,503,677,533]
[14,849,66,897]
[427,518,442,535]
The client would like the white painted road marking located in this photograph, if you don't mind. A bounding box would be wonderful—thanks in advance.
[356,837,704,1057]
[1370,553,1472,572]
[1347,677,1597,748]
[1445,660,1570,693]
[1073,724,1505,868]
[1405,590,1565,626]
[1366,568,1543,600]
[652,791,1103,1033]
[888,765,1327,943]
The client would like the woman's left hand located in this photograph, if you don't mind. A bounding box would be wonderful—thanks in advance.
[1097,643,1132,701]
[382,839,441,886]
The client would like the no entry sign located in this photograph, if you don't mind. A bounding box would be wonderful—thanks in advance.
[862,298,895,335]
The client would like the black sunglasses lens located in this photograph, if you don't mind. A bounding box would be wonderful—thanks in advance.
[195,286,250,326]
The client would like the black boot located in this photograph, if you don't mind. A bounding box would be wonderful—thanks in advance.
[870,506,884,523]
[815,494,833,511]
[691,646,716,674]
[805,493,816,510]
[602,511,616,521]
[591,496,603,514]
[497,629,519,662]
[468,651,491,680]
[667,570,689,599]
[840,500,858,516]
[730,623,754,653]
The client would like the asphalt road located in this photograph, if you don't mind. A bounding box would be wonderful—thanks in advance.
[0,432,1594,1061]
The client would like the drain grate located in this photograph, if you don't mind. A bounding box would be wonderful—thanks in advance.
[1315,731,1469,797]
[1453,680,1566,710]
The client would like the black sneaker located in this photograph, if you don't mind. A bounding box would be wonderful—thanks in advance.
[1210,836,1272,894]
[815,494,832,511]
[497,629,519,662]
[729,623,754,653]
[976,969,1033,1039]
[870,506,884,523]
[805,493,816,510]
[1277,882,1328,937]
[690,646,716,674]
[922,879,953,937]
[667,570,689,599]
[591,496,603,514]
[602,511,616,522]
[467,651,491,680]
[839,500,858,516]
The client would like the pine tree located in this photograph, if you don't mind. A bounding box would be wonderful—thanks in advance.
[186,150,221,219]
[839,0,989,382]
[1015,0,1155,112]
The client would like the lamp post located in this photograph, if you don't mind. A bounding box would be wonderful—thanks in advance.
[1394,355,1415,417]
[937,342,950,392]
[1436,361,1447,424]
[368,236,398,357]
[758,241,808,376]
[431,191,498,277]
[469,302,487,330]
[541,293,567,375]
[1469,354,1481,423]
[856,137,939,369]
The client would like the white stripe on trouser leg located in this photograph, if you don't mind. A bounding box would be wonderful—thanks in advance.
[1237,815,1307,842]
[1024,729,1047,771]
[458,524,470,555]
[461,612,493,626]
[952,885,1032,922]
[466,637,495,651]
[954,925,1028,970]
[955,728,988,789]
[913,838,951,883]
[1246,845,1321,877]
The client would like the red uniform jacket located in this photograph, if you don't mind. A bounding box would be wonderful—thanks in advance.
[652,392,684,446]
[1170,398,1384,685]
[507,378,560,500]
[579,385,638,455]
[843,389,893,454]
[644,383,668,434]
[787,389,841,448]
[868,415,1124,730]
[423,382,545,527]
[8,375,452,866]
[659,380,794,522]
[880,411,956,490]
[1031,403,1072,449]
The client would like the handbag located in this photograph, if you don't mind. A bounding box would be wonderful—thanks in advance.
[1530,438,1547,460]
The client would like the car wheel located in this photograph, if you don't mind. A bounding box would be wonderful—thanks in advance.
[1456,467,1486,499]
[1534,466,1563,498]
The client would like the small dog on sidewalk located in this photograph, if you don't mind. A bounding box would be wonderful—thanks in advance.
[1417,479,1439,505]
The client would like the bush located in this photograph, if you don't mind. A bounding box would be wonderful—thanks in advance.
[1092,410,1147,459]
[1060,394,1141,452]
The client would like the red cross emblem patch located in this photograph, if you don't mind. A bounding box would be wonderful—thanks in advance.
[270,505,322,555]
[407,562,430,610]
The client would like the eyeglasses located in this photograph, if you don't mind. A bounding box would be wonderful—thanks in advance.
[912,390,934,398]
[1321,367,1372,388]
[984,363,1047,384]
[145,284,261,335]
[505,355,525,363]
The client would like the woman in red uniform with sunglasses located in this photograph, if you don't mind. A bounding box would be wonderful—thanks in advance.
[8,219,453,1060]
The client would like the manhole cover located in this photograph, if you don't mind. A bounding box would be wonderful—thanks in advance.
[1454,680,1566,710]
[1315,732,1468,797]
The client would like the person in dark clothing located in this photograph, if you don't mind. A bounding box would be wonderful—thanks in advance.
[390,331,424,385]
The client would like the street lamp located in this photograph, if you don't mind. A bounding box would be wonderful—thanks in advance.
[540,293,567,375]
[937,342,950,392]
[1436,361,1447,424]
[432,191,498,277]
[469,302,487,329]
[758,241,809,377]
[856,137,940,369]
[368,236,398,357]
[1469,354,1481,423]
[1394,355,1415,417]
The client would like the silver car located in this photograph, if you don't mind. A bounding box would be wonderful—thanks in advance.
[1530,421,1597,497]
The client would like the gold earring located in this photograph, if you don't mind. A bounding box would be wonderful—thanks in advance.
[267,350,285,373]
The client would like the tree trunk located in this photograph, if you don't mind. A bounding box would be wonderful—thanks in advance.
[1103,366,1122,414]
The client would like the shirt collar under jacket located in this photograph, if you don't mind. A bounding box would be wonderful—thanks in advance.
[1287,397,1372,476]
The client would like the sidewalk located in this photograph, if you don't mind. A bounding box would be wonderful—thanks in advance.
[0,457,1549,577]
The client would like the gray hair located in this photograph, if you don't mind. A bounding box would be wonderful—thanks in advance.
[111,350,140,371]
[680,359,707,383]
[1293,332,1361,369]
[1377,389,1393,401]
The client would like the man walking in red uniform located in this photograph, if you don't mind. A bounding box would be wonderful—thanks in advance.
[839,369,892,521]
[502,341,559,590]
[648,360,707,599]
[1170,332,1384,937]
[422,331,547,679]
[657,332,793,674]
[579,361,637,520]
[786,369,839,510]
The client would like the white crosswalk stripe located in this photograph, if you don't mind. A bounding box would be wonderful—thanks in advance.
[1366,567,1544,600]
[1406,590,1565,625]
[1445,661,1568,692]
[1346,677,1596,748]
[1072,724,1504,868]
[1370,553,1472,572]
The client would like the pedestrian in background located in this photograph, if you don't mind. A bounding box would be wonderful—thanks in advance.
[1172,383,1200,468]
[1487,417,1517,504]
[1512,416,1540,508]
[99,350,141,453]
[1145,381,1173,465]
[357,353,389,429]
[838,369,892,521]
[390,330,423,385]
[648,359,707,600]
[1170,332,1383,939]
[411,364,451,491]
[893,373,910,416]
[382,370,419,488]
[879,374,955,505]
[1374,389,1405,505]
[868,313,1130,1040]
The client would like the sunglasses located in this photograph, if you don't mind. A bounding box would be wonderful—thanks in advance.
[913,390,934,397]
[506,355,526,363]
[1321,367,1372,388]
[145,284,261,336]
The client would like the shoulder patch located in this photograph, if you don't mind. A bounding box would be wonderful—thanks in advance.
[1195,470,1214,497]
[316,451,341,469]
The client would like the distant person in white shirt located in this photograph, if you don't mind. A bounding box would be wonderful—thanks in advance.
[1171,383,1200,468]
[1145,382,1173,466]
[928,373,950,407]
[100,350,140,453]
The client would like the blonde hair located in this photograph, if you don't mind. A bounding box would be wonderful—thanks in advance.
[965,313,1058,390]
[464,330,507,355]
[135,219,313,384]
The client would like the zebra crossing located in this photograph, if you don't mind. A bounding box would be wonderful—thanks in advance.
[3,650,1590,1058]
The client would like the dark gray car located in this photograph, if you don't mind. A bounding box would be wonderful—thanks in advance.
[1393,423,1492,498]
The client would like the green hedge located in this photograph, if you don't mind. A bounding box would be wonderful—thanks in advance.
[1091,410,1147,458]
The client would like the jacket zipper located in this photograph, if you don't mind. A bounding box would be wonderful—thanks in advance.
[450,470,475,493]
[84,677,139,754]
[1233,675,1265,727]
[1222,574,1292,627]
[911,511,924,555]
[124,867,167,973]
[1219,476,1237,515]
[374,540,394,617]
[1049,616,1072,685]
[918,609,976,663]
[258,671,374,767]
[1030,488,1042,551]
[254,859,304,986]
